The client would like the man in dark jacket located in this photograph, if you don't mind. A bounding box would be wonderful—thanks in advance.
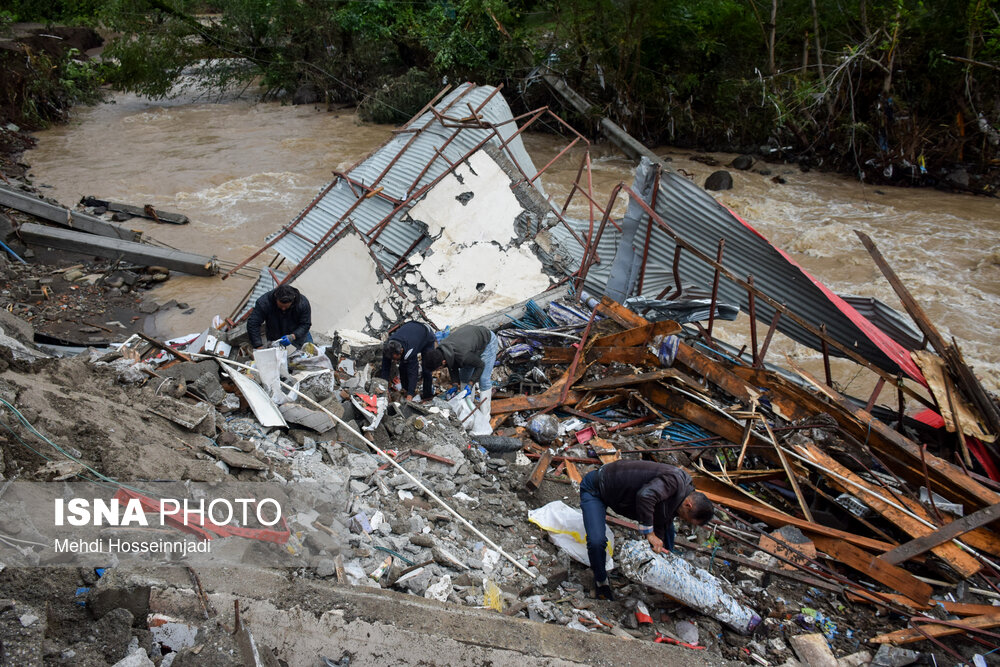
[380,321,437,400]
[580,460,713,599]
[424,324,498,392]
[247,284,312,350]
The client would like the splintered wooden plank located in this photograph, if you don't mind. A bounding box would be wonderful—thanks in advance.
[639,382,749,445]
[492,362,589,415]
[590,320,681,348]
[540,346,661,366]
[702,490,896,553]
[796,442,982,579]
[596,296,648,328]
[913,349,992,441]
[870,611,1000,645]
[574,368,679,391]
[589,438,620,464]
[880,501,1000,565]
[846,590,1000,617]
[792,363,1000,512]
[674,342,760,404]
[525,449,554,491]
[811,535,932,605]
[564,460,582,484]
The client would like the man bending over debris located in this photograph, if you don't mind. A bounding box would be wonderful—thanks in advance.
[580,460,714,600]
[425,324,498,393]
[380,321,437,401]
[247,284,312,350]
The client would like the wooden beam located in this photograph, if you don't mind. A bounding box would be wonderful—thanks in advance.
[702,490,897,553]
[880,501,1000,565]
[639,382,755,445]
[870,611,1000,645]
[674,342,759,404]
[590,320,680,348]
[796,441,982,578]
[856,230,1000,437]
[811,535,932,605]
[575,368,679,391]
[525,449,554,491]
[792,362,1000,511]
[596,295,649,328]
[846,590,1000,617]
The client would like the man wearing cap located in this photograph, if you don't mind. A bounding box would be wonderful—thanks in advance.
[580,460,714,599]
[247,284,312,350]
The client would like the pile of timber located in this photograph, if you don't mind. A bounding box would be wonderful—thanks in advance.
[490,295,1000,652]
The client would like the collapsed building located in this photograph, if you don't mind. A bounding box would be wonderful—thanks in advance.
[1,83,999,666]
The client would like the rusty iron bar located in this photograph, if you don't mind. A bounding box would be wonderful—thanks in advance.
[369,130,501,246]
[865,377,886,412]
[635,163,663,295]
[748,275,759,366]
[560,151,589,219]
[574,183,624,293]
[586,151,597,242]
[755,310,782,368]
[404,125,466,198]
[820,323,833,387]
[897,383,906,435]
[707,238,726,338]
[388,235,426,275]
[607,416,654,433]
[368,130,425,192]
[526,136,581,186]
[655,245,684,300]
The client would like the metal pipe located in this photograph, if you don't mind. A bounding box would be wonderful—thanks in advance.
[748,275,759,366]
[707,238,725,338]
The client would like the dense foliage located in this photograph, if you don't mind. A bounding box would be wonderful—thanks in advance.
[7,0,1000,182]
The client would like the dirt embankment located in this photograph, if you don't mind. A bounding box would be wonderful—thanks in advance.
[0,25,104,178]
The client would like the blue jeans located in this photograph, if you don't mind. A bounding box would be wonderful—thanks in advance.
[478,332,498,391]
[460,332,499,391]
[580,469,609,584]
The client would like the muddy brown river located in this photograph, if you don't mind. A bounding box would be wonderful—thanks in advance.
[24,92,1000,397]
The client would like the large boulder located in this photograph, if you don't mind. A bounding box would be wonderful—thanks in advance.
[705,170,734,191]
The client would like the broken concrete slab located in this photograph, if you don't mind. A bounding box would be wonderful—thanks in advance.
[789,633,837,667]
[279,402,336,434]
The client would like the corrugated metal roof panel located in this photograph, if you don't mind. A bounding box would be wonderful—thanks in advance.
[264,83,540,273]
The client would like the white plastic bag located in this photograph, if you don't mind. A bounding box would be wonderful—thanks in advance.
[253,347,291,404]
[447,386,474,423]
[469,389,493,436]
[527,500,614,570]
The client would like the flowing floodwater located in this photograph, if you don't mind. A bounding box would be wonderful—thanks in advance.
[25,92,1000,397]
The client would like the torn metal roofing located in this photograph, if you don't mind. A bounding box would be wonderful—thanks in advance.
[551,158,925,382]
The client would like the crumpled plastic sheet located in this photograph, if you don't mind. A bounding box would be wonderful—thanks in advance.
[618,539,761,634]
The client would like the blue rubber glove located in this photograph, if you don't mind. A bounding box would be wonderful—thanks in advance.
[279,335,292,347]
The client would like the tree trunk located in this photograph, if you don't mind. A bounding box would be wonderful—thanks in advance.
[768,0,777,76]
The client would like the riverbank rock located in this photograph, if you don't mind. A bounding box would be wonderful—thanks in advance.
[705,170,733,191]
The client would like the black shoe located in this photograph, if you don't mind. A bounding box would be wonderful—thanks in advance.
[595,584,615,601]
